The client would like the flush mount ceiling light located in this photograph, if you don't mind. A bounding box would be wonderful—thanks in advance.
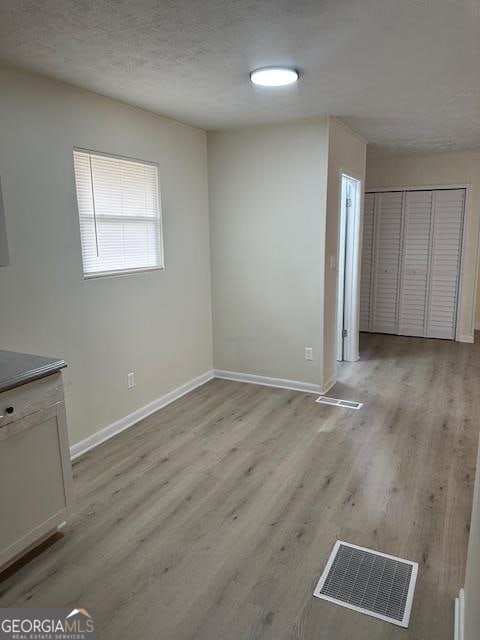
[250,66,299,87]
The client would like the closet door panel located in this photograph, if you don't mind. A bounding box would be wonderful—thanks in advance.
[372,191,403,334]
[426,189,465,339]
[398,190,432,337]
[360,193,375,331]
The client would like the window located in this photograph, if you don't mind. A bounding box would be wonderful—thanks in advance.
[73,149,164,278]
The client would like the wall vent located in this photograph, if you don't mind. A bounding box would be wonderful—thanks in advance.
[315,396,362,410]
[314,541,418,628]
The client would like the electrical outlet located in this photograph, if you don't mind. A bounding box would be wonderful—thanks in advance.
[304,347,313,361]
[127,372,135,389]
[330,255,336,270]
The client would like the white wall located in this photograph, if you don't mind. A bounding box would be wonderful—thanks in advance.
[366,150,480,340]
[208,119,329,388]
[323,118,367,389]
[0,64,213,446]
[464,437,480,639]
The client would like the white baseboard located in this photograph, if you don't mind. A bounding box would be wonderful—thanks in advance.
[71,368,329,461]
[454,588,465,640]
[459,335,474,344]
[70,370,215,460]
[321,376,336,394]
[214,369,322,395]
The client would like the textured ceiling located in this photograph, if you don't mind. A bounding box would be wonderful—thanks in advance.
[1,0,480,154]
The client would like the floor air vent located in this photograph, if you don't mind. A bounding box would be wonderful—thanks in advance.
[315,396,363,410]
[314,541,418,628]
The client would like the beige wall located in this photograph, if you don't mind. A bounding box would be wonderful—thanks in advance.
[323,118,367,388]
[0,64,213,446]
[366,150,480,339]
[208,119,329,387]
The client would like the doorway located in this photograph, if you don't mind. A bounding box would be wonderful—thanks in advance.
[337,173,362,362]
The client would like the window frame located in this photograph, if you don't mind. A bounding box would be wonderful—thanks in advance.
[73,147,165,280]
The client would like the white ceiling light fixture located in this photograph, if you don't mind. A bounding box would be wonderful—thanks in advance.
[250,66,299,87]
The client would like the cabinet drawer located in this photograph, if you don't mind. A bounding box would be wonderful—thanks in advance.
[0,372,63,429]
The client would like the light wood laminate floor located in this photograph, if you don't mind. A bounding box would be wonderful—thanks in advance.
[1,333,478,639]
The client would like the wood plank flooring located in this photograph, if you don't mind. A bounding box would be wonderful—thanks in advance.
[1,333,478,639]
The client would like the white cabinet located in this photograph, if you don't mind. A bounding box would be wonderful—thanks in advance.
[0,372,73,569]
[361,188,465,340]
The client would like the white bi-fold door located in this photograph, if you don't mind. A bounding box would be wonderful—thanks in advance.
[372,191,403,334]
[360,188,465,340]
[426,189,465,338]
[397,190,433,337]
[359,194,375,332]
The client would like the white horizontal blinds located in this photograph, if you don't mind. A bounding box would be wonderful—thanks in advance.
[426,189,465,339]
[372,191,403,334]
[398,190,433,337]
[360,192,375,331]
[73,149,163,277]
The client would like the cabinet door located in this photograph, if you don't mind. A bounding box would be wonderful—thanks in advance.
[360,193,375,332]
[372,191,403,334]
[0,386,73,567]
[398,190,433,337]
[426,189,465,339]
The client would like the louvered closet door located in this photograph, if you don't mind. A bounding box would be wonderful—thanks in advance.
[398,190,433,337]
[360,193,375,331]
[426,189,465,339]
[372,192,403,334]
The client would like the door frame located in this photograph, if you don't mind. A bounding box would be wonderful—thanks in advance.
[336,176,348,361]
[337,172,363,362]
[366,183,473,342]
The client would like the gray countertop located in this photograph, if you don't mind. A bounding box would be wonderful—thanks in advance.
[0,349,66,392]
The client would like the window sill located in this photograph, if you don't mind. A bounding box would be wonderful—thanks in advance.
[83,265,165,280]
